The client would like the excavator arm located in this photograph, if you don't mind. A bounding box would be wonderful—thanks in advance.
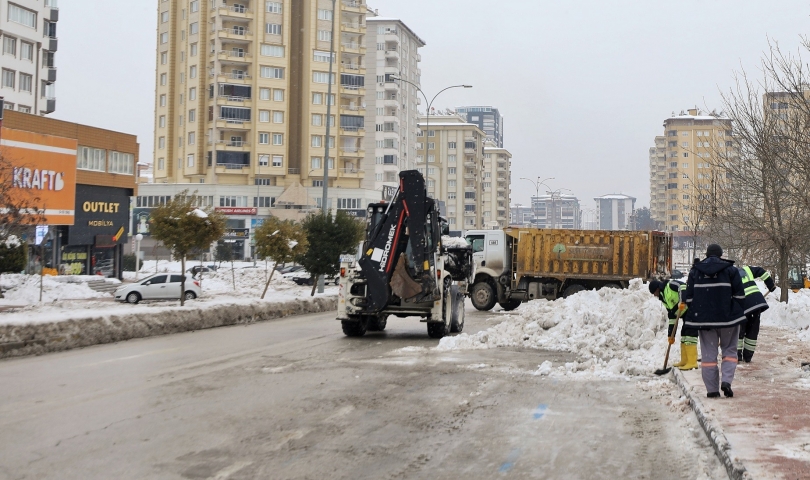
[357,170,440,312]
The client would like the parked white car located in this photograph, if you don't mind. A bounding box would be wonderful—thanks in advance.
[114,273,201,304]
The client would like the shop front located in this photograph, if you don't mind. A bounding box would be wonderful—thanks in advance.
[58,185,131,279]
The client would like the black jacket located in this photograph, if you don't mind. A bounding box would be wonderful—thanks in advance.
[736,265,776,316]
[683,257,746,330]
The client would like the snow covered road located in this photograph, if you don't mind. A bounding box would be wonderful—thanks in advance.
[0,303,727,479]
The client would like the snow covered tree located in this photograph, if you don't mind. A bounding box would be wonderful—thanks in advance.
[254,217,307,299]
[298,210,364,296]
[148,191,226,306]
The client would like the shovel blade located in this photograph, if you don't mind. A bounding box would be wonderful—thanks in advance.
[654,367,672,376]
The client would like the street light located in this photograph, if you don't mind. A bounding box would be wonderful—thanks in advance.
[134,233,143,280]
[317,0,337,296]
[389,75,471,169]
[520,177,554,228]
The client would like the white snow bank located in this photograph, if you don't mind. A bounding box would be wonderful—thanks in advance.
[762,288,810,342]
[0,274,108,303]
[442,235,469,249]
[438,278,672,378]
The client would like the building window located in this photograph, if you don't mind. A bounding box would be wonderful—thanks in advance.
[317,8,332,20]
[189,87,196,100]
[260,88,271,100]
[312,114,322,126]
[108,152,134,175]
[8,4,36,28]
[273,111,284,123]
[272,133,283,145]
[188,109,196,122]
[312,72,334,84]
[188,132,195,145]
[448,142,456,149]
[186,154,194,167]
[158,158,165,170]
[160,32,168,44]
[161,11,169,23]
[17,105,30,113]
[190,43,197,57]
[1,69,15,89]
[189,22,198,35]
[158,137,165,149]
[159,94,166,107]
[313,92,323,104]
[190,0,199,12]
[448,155,456,163]
[161,52,168,64]
[273,89,284,101]
[78,147,107,172]
[272,155,282,167]
[190,65,197,79]
[258,133,269,144]
[259,110,270,122]
[261,44,285,57]
[20,41,33,61]
[159,115,166,128]
[266,1,282,13]
[19,73,31,92]
[318,30,331,42]
[3,36,16,56]
[265,23,282,35]
[313,50,334,63]
[258,154,269,166]
[260,66,284,79]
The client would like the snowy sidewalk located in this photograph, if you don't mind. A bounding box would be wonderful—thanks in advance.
[677,326,810,479]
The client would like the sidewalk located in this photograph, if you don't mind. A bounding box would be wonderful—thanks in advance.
[676,326,810,479]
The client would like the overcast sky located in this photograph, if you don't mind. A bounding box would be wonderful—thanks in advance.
[54,0,808,211]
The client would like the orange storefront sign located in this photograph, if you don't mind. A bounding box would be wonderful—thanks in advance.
[0,127,77,225]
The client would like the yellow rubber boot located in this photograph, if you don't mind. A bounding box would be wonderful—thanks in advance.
[672,343,687,368]
[679,344,699,371]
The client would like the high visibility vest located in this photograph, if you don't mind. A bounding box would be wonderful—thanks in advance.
[739,265,762,297]
[662,280,683,310]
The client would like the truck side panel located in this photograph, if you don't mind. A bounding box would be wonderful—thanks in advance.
[506,228,671,283]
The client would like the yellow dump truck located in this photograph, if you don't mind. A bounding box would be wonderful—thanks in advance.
[464,228,673,311]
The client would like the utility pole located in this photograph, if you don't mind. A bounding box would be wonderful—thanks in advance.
[317,0,337,294]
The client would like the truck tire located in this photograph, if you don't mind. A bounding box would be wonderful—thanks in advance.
[341,316,368,337]
[471,281,497,311]
[428,280,452,339]
[450,286,465,333]
[498,299,522,311]
[562,284,586,298]
[366,314,388,332]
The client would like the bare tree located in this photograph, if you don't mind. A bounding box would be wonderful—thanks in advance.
[705,40,810,302]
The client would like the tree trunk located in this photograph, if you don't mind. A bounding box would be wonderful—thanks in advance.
[261,261,279,299]
[310,281,317,297]
[180,256,186,307]
[231,259,236,290]
[778,244,790,303]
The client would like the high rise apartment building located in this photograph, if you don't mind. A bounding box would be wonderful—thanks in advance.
[481,141,511,228]
[649,108,732,232]
[361,15,424,192]
[153,0,368,196]
[648,135,667,227]
[594,194,636,230]
[0,0,58,115]
[415,114,487,230]
[529,194,581,229]
[455,106,503,147]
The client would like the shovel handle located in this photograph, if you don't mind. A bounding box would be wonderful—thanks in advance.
[661,313,682,371]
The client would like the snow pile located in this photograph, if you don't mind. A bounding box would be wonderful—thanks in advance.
[0,274,109,303]
[2,235,21,248]
[438,278,671,377]
[442,235,469,249]
[762,288,810,342]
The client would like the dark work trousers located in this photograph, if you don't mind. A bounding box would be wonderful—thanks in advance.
[738,311,761,362]
[699,325,740,394]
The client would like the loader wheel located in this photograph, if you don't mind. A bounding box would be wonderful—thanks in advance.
[366,314,388,332]
[428,280,452,339]
[450,286,465,333]
[341,316,368,337]
[470,281,497,311]
[562,284,586,298]
[498,299,522,311]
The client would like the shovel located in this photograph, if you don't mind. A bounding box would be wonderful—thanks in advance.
[654,311,683,376]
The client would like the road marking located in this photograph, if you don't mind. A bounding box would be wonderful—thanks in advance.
[533,404,548,420]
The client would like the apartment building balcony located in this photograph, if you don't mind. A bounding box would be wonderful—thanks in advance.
[215,164,251,174]
[341,21,365,33]
[464,159,475,167]
[45,67,57,82]
[339,126,364,137]
[340,42,365,54]
[341,63,365,73]
[383,31,399,43]
[339,104,365,114]
[215,4,254,20]
[339,147,365,159]
[384,49,400,60]
[216,72,252,84]
[497,185,506,192]
[216,118,252,130]
[339,84,365,96]
[47,37,58,52]
[338,167,364,179]
[464,173,476,179]
[464,148,476,154]
[464,186,476,192]
[216,95,251,106]
[307,168,338,179]
[215,28,253,42]
[383,80,399,91]
[341,0,366,13]
[215,140,251,151]
[43,98,56,114]
[217,50,253,64]
[383,98,399,108]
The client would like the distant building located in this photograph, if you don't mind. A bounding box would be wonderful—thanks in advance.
[510,204,534,227]
[455,106,503,147]
[481,141,511,229]
[595,194,636,230]
[0,0,58,114]
[530,193,580,229]
[649,136,667,227]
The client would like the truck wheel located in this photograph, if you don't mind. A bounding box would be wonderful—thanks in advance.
[428,280,452,339]
[562,284,586,298]
[341,316,368,337]
[470,281,497,311]
[498,299,522,311]
[366,314,388,332]
[450,287,465,333]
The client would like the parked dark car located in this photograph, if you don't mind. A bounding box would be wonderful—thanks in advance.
[279,265,305,275]
[291,272,339,286]
[188,265,217,275]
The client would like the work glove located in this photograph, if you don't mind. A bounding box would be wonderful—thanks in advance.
[677,303,687,316]
[769,286,776,293]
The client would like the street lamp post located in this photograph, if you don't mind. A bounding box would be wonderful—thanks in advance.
[134,233,143,280]
[317,0,337,295]
[388,75,471,170]
[520,177,554,228]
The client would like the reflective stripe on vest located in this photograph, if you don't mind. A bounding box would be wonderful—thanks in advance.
[740,265,760,297]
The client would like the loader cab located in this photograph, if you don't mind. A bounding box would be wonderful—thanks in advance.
[787,264,809,292]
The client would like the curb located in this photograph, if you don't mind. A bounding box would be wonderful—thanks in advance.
[0,296,338,359]
[672,369,752,480]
